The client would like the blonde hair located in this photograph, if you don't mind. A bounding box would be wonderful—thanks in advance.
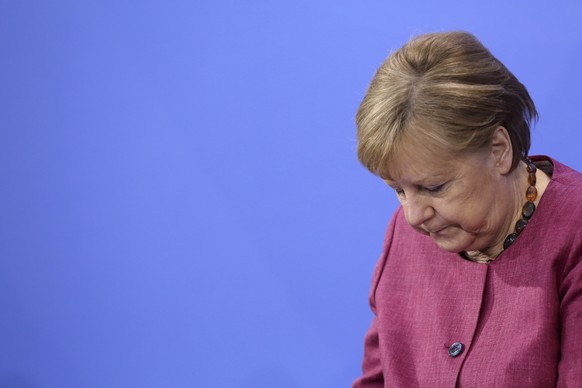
[356,31,537,178]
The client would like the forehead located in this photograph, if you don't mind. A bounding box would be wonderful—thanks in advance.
[385,157,454,187]
[382,136,459,183]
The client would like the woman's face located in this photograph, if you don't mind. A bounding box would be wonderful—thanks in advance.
[385,142,517,254]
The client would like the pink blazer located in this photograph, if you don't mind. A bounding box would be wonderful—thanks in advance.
[353,157,582,387]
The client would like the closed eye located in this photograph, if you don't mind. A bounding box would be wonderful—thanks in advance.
[424,184,445,193]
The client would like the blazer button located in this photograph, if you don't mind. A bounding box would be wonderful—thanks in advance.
[448,342,464,357]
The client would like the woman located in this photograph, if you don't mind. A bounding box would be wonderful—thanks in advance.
[353,32,582,387]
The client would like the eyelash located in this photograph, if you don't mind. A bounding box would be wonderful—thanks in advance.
[425,184,445,193]
[393,184,445,196]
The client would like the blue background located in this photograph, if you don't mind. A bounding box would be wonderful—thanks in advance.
[1,1,581,387]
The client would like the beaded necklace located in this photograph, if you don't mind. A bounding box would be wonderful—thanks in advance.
[502,158,538,250]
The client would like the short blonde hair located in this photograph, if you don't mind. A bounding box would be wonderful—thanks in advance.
[356,31,537,178]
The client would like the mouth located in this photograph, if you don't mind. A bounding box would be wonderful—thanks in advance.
[426,226,447,235]
[416,225,448,237]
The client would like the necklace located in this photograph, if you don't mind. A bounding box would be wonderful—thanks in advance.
[502,157,538,250]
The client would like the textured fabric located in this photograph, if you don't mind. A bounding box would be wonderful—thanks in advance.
[353,156,582,387]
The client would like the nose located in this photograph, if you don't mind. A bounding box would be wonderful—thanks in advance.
[403,193,434,230]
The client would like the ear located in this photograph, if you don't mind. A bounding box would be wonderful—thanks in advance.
[490,126,513,175]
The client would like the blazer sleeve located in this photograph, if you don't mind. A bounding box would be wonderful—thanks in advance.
[557,229,582,387]
[352,208,401,388]
[352,318,384,387]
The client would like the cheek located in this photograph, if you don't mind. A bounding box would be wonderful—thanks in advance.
[435,201,486,230]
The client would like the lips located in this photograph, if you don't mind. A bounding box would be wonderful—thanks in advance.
[415,225,448,236]
[425,226,447,234]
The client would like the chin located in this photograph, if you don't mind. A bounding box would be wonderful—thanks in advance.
[430,227,480,253]
[431,236,474,253]
[434,242,465,253]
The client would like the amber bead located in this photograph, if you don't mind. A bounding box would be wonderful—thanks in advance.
[526,186,538,202]
[522,201,535,219]
[515,218,528,234]
[503,233,518,249]
[528,172,536,186]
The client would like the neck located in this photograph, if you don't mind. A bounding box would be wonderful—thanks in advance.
[465,159,549,263]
